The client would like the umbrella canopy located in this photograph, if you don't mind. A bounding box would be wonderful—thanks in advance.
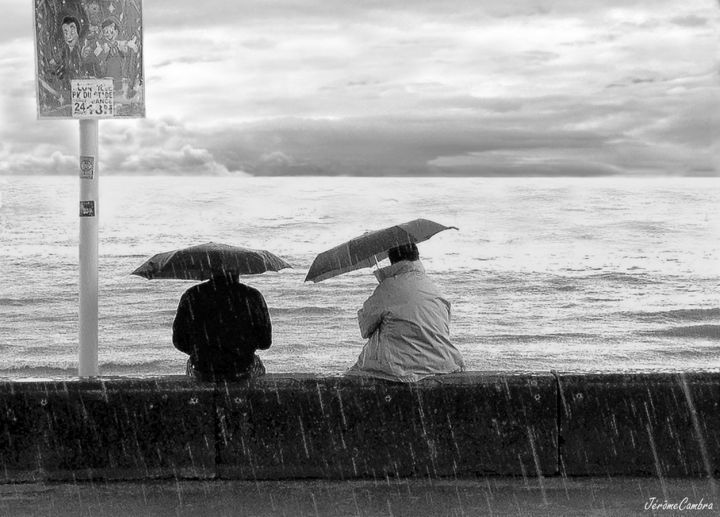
[132,242,292,281]
[304,218,457,283]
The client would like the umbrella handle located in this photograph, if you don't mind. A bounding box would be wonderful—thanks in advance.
[372,255,383,283]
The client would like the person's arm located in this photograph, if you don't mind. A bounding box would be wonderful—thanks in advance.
[357,287,387,339]
[172,293,193,354]
[250,291,272,350]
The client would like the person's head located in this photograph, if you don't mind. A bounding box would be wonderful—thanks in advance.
[388,242,419,264]
[61,17,80,46]
[85,1,102,25]
[210,270,239,284]
[101,18,119,41]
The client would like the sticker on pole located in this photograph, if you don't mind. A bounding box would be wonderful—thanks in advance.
[79,201,96,217]
[79,156,95,179]
[33,0,145,119]
[72,79,113,118]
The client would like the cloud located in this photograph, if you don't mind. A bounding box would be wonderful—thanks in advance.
[240,38,278,50]
[431,155,627,177]
[2,70,716,177]
[1,0,717,177]
[0,4,31,41]
[0,118,245,176]
[139,0,690,31]
[670,14,709,27]
[117,144,234,175]
[154,56,225,69]
[188,110,716,176]
[631,87,719,148]
[0,149,75,175]
[100,119,246,175]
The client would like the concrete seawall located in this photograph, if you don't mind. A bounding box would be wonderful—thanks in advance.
[0,372,717,482]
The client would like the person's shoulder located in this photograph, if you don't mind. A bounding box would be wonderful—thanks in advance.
[191,280,214,293]
[183,282,204,295]
[178,283,202,303]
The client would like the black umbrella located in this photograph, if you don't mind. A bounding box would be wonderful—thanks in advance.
[132,242,292,281]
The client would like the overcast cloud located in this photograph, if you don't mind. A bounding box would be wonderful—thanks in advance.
[0,0,717,176]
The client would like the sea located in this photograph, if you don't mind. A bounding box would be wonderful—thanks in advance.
[0,175,718,378]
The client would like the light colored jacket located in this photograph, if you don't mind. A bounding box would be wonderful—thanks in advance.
[347,260,465,382]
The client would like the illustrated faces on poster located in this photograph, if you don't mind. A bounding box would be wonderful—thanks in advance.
[35,0,145,118]
[85,0,102,26]
[62,18,80,47]
[102,20,118,43]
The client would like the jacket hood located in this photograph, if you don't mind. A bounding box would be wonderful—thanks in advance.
[374,259,425,282]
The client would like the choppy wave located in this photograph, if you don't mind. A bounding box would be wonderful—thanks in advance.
[111,253,154,260]
[99,359,179,371]
[643,325,720,339]
[270,306,339,316]
[0,359,180,378]
[0,298,27,307]
[546,278,580,291]
[1,296,77,306]
[584,272,661,285]
[488,332,596,342]
[0,366,78,379]
[1,176,719,374]
[623,308,720,322]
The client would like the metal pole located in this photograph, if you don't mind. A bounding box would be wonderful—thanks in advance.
[79,119,99,377]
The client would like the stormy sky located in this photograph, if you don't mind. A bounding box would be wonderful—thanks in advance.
[0,0,718,176]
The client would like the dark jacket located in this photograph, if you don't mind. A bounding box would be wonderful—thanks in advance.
[172,278,271,378]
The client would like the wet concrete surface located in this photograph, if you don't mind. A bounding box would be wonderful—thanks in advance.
[0,477,717,516]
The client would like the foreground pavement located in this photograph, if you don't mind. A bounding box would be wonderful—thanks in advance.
[0,476,717,517]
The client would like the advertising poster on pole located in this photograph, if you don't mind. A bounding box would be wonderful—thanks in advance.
[33,0,145,119]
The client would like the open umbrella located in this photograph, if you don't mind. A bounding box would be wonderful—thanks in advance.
[304,218,457,282]
[132,242,292,281]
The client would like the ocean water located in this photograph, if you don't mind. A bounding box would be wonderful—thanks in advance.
[0,175,718,378]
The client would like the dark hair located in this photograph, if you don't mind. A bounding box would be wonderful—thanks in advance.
[388,242,419,264]
[61,16,80,32]
[101,18,118,30]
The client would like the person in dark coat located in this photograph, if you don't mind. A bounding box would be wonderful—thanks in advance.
[172,272,271,381]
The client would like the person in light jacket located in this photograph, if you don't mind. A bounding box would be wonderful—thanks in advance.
[346,242,465,382]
